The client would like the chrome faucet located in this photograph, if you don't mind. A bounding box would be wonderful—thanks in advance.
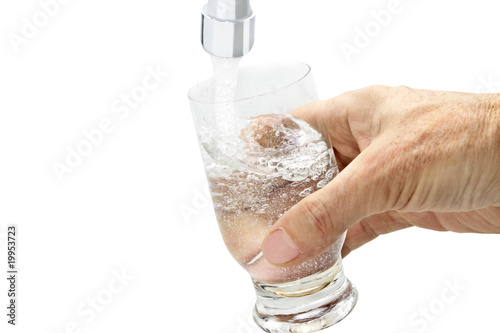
[201,0,256,58]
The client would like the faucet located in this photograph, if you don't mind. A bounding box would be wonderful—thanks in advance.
[201,0,256,58]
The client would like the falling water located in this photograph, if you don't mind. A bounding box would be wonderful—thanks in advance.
[212,55,242,157]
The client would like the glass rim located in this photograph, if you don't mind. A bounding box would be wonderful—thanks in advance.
[188,61,312,105]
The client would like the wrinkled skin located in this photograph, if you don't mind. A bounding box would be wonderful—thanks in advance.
[261,86,500,266]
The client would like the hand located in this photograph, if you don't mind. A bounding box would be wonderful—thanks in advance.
[262,85,500,266]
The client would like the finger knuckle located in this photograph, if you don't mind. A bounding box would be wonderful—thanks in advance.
[301,198,334,241]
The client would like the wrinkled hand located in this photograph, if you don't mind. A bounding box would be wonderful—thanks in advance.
[262,85,500,266]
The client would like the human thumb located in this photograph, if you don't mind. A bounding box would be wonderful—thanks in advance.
[261,146,391,266]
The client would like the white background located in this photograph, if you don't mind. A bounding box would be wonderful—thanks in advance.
[0,0,499,333]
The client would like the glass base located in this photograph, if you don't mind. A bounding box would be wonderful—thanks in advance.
[252,262,357,333]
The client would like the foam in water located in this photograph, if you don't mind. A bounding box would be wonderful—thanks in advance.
[205,114,339,283]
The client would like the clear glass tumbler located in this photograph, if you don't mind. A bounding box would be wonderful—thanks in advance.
[188,62,357,332]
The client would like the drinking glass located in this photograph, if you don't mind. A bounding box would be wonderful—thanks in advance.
[188,62,357,333]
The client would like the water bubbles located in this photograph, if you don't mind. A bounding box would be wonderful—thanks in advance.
[268,158,280,168]
[217,139,237,157]
[275,161,285,173]
[283,165,310,182]
[299,187,314,197]
[258,204,270,214]
[309,161,322,177]
[207,114,339,216]
[290,179,305,187]
[315,166,339,189]
[316,179,329,189]
[325,168,336,182]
